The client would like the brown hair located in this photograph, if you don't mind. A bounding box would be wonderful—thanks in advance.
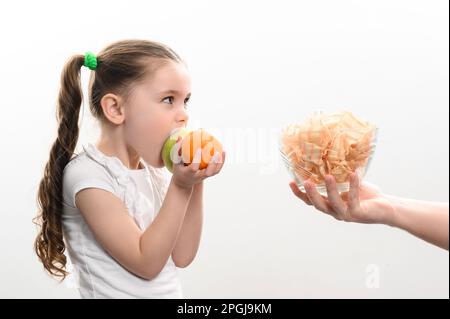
[34,40,182,280]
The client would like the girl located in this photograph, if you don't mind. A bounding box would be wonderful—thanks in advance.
[34,40,225,298]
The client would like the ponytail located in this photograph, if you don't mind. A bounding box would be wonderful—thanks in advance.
[34,55,84,279]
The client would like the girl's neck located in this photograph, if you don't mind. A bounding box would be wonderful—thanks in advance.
[95,136,142,170]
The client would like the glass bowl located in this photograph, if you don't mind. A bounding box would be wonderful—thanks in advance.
[280,112,378,196]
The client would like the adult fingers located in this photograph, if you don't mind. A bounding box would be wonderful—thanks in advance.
[325,175,347,217]
[347,173,361,211]
[304,180,333,214]
[289,181,312,205]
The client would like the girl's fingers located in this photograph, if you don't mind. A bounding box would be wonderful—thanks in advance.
[304,181,332,214]
[347,173,361,211]
[205,152,219,176]
[214,151,226,174]
[325,175,347,216]
[194,169,206,179]
[189,149,202,172]
[289,182,312,205]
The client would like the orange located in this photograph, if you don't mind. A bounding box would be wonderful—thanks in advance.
[181,129,223,169]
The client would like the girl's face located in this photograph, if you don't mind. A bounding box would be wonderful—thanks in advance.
[123,60,191,167]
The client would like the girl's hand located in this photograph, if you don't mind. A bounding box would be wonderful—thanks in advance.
[289,173,395,225]
[172,142,226,190]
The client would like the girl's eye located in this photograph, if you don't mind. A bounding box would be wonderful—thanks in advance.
[184,97,190,108]
[162,96,174,104]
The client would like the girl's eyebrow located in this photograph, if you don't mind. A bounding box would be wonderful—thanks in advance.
[160,89,191,98]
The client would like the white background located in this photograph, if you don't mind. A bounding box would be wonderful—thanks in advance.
[0,0,448,298]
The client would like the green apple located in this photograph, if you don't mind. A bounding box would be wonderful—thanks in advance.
[161,127,191,172]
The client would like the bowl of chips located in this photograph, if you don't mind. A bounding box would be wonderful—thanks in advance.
[280,111,377,196]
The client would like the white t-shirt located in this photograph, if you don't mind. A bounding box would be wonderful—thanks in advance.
[61,143,182,299]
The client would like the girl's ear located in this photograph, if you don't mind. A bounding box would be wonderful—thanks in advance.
[100,93,125,125]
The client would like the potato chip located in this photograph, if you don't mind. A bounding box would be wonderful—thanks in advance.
[281,111,377,187]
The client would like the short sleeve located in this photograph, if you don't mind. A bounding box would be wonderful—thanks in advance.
[63,154,117,208]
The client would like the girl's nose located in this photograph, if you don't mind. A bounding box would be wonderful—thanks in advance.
[176,106,189,124]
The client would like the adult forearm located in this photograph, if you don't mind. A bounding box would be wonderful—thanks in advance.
[386,196,449,250]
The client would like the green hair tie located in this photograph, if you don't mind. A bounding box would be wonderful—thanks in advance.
[84,51,97,70]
